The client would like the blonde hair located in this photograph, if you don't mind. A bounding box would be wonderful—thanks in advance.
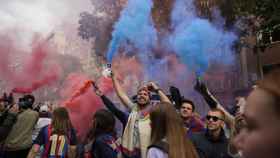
[209,108,226,120]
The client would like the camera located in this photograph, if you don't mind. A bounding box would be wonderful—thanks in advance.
[102,63,112,77]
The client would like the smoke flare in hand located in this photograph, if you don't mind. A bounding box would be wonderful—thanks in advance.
[60,73,114,139]
[65,80,94,105]
[12,74,59,94]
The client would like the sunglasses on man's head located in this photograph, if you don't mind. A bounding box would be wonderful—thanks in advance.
[206,115,223,122]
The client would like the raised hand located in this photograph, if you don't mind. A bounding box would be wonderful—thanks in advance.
[9,104,19,114]
[147,82,160,92]
[194,78,208,95]
[92,82,103,96]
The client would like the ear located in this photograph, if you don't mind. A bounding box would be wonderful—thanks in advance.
[221,121,225,128]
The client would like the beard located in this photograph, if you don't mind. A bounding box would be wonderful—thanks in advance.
[137,99,150,108]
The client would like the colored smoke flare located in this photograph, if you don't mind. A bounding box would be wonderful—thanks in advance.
[106,0,157,62]
[65,80,94,105]
[0,32,61,94]
[195,71,203,79]
[169,0,237,76]
[12,74,58,94]
[60,73,114,139]
[12,88,33,94]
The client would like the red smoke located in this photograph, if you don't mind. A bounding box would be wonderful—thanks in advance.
[12,74,59,93]
[60,73,113,139]
[12,36,60,93]
[0,35,19,83]
[65,80,94,104]
[0,33,61,93]
[110,53,194,91]
[112,54,144,80]
[97,77,114,93]
[111,55,145,93]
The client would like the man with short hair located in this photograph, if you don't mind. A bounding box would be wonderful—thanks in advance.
[4,95,39,158]
[190,108,233,158]
[180,99,204,136]
[111,72,170,158]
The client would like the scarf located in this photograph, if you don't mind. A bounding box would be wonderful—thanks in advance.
[121,105,152,158]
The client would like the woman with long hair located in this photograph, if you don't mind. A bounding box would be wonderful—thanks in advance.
[147,102,199,158]
[27,107,77,158]
[83,109,121,158]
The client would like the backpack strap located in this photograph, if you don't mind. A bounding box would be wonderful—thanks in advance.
[148,140,169,154]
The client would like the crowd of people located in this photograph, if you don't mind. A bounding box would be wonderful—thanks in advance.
[0,68,279,158]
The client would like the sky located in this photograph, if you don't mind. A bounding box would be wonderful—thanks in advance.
[0,0,92,50]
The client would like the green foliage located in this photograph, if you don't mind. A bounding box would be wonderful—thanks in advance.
[233,0,280,30]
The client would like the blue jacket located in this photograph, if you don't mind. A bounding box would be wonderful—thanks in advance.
[91,134,121,158]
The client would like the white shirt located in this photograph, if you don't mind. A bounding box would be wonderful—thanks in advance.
[147,147,168,158]
[32,117,51,141]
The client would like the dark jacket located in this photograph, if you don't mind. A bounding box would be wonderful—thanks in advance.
[190,130,232,158]
[0,112,17,142]
[91,134,121,158]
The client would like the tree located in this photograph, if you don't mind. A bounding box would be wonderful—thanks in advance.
[233,0,280,31]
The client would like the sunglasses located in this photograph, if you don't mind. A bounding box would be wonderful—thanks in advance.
[206,115,223,122]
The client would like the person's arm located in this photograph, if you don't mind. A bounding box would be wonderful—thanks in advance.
[68,146,76,158]
[147,82,171,103]
[169,86,182,109]
[194,80,218,109]
[0,113,17,141]
[0,104,18,142]
[92,83,128,127]
[111,72,134,110]
[100,95,128,127]
[205,90,234,129]
[194,80,234,129]
[27,144,40,158]
[28,126,45,158]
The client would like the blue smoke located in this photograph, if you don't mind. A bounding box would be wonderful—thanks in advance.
[107,0,237,78]
[170,0,237,76]
[171,0,196,28]
[106,0,157,62]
